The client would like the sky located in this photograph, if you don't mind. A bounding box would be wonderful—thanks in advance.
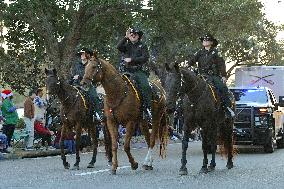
[261,0,284,40]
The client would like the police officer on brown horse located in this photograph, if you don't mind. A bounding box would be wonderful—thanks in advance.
[117,27,152,124]
[188,33,235,118]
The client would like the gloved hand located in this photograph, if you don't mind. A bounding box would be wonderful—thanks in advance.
[8,106,17,113]
[0,116,4,121]
[222,77,227,83]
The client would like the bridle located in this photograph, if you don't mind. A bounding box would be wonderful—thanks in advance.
[83,57,103,84]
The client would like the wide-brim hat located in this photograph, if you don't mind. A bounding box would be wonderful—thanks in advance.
[130,28,143,38]
[1,89,13,99]
[199,33,218,47]
[77,47,93,56]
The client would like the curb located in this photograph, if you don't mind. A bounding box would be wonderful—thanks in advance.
[0,149,67,160]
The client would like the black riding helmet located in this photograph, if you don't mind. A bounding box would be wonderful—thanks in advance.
[199,33,218,47]
[77,47,93,56]
[130,28,143,40]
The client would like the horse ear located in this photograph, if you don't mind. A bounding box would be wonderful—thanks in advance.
[92,50,98,59]
[52,68,57,75]
[165,63,170,71]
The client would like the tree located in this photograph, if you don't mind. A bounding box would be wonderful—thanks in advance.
[0,0,143,94]
[144,0,283,79]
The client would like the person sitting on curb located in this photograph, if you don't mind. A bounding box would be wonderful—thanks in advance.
[34,116,55,150]
[0,133,9,153]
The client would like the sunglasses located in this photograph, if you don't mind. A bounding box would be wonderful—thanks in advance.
[203,38,213,41]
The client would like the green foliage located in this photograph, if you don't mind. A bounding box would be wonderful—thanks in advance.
[0,0,283,95]
[16,118,25,129]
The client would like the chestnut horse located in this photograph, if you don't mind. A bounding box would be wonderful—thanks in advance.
[45,68,111,170]
[81,54,168,174]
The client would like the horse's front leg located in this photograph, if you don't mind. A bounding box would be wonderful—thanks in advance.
[200,130,209,174]
[139,120,152,170]
[60,124,70,169]
[72,123,81,170]
[124,121,138,170]
[87,125,98,168]
[179,129,191,175]
[107,119,119,175]
[208,129,218,172]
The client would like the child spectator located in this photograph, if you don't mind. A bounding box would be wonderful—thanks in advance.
[34,116,55,150]
[53,128,75,154]
[0,133,9,153]
[34,88,47,125]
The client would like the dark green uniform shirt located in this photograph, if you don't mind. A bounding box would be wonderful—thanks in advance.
[117,37,149,69]
[188,48,226,77]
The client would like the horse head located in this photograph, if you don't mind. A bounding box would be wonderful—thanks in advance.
[81,52,103,87]
[164,62,182,114]
[45,68,62,95]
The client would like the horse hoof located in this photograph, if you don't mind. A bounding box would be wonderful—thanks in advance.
[179,168,188,175]
[208,165,215,172]
[226,163,234,169]
[131,162,139,170]
[199,167,208,174]
[72,165,80,170]
[111,170,116,175]
[64,162,70,169]
[142,165,153,170]
[87,163,95,168]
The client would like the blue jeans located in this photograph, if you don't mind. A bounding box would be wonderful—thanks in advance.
[64,140,75,154]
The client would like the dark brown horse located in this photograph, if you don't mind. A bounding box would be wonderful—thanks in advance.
[164,63,235,175]
[81,53,168,174]
[45,68,111,170]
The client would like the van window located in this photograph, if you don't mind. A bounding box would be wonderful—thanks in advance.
[230,89,268,103]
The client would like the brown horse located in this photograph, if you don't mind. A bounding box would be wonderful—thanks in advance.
[45,68,111,170]
[81,54,168,174]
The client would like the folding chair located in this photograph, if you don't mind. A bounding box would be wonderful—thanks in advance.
[12,129,29,148]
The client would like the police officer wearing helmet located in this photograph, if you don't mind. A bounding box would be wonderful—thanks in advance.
[70,47,102,121]
[188,33,235,118]
[117,27,152,124]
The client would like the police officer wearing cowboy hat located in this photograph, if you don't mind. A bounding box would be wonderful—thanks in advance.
[188,33,235,118]
[70,47,102,122]
[117,27,152,124]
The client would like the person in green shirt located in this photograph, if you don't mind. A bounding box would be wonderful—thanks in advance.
[1,89,19,147]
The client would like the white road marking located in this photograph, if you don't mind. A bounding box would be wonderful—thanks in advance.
[75,165,131,176]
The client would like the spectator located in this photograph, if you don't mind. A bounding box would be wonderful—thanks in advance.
[1,89,19,149]
[24,90,36,150]
[53,128,75,154]
[34,88,47,125]
[34,116,55,150]
[0,133,9,153]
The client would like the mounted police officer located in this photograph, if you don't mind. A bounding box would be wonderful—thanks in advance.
[70,47,102,121]
[117,27,152,124]
[188,33,235,118]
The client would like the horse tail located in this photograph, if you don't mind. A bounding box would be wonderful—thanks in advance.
[157,110,169,158]
[218,118,237,159]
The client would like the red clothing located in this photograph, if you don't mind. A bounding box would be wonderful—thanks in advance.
[34,120,51,135]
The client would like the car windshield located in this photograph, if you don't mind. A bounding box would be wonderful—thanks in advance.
[230,89,268,103]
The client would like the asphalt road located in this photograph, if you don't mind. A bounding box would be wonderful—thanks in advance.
[1,141,284,189]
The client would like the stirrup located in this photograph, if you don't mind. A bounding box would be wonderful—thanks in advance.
[143,108,152,124]
[226,107,235,118]
[93,112,102,122]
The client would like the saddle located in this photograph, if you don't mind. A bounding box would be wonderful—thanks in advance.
[121,73,162,106]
